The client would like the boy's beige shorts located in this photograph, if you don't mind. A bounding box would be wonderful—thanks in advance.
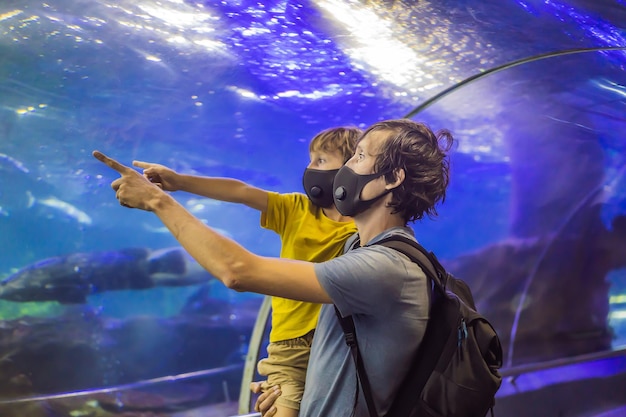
[257,330,315,410]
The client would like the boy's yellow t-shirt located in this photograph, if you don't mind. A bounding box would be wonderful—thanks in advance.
[261,192,357,342]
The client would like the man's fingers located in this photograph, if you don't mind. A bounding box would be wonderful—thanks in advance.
[92,150,132,174]
[252,384,280,415]
[258,388,280,416]
[111,178,122,191]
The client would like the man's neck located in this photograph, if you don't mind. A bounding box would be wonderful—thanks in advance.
[354,203,405,246]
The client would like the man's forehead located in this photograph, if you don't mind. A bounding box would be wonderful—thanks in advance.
[360,129,390,151]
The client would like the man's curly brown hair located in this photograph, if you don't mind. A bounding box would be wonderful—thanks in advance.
[363,119,454,223]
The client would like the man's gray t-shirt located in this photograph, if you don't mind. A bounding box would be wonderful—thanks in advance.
[299,226,430,417]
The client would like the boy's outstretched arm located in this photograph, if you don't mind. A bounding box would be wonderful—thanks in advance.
[92,151,330,304]
[133,160,269,212]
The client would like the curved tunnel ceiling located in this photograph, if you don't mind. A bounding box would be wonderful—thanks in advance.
[3,0,625,112]
[0,0,623,168]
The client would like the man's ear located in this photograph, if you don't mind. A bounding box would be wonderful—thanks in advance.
[386,168,405,190]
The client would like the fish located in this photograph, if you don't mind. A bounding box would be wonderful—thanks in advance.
[0,153,91,225]
[35,195,92,225]
[0,247,213,304]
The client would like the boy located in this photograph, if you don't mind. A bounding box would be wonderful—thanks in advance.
[131,126,361,417]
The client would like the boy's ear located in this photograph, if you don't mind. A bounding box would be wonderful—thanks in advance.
[385,168,405,190]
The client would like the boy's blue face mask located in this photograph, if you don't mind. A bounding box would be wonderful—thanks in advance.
[302,168,339,208]
[333,166,391,217]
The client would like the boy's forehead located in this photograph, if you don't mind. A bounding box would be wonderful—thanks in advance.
[310,147,343,157]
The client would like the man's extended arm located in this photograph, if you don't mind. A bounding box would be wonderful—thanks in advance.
[93,151,331,304]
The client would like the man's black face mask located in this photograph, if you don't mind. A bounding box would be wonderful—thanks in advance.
[332,166,391,217]
[302,168,339,208]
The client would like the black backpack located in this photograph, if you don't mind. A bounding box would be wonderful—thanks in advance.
[335,234,503,417]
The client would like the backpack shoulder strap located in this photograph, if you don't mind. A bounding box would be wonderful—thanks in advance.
[346,232,361,251]
[375,235,479,309]
[372,234,447,291]
[333,306,378,417]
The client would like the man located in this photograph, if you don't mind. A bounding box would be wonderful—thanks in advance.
[93,119,454,417]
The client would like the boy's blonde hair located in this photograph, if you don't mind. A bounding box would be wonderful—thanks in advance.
[309,126,362,163]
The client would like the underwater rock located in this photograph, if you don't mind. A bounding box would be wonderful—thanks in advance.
[0,297,260,411]
[181,286,264,330]
[445,214,626,366]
